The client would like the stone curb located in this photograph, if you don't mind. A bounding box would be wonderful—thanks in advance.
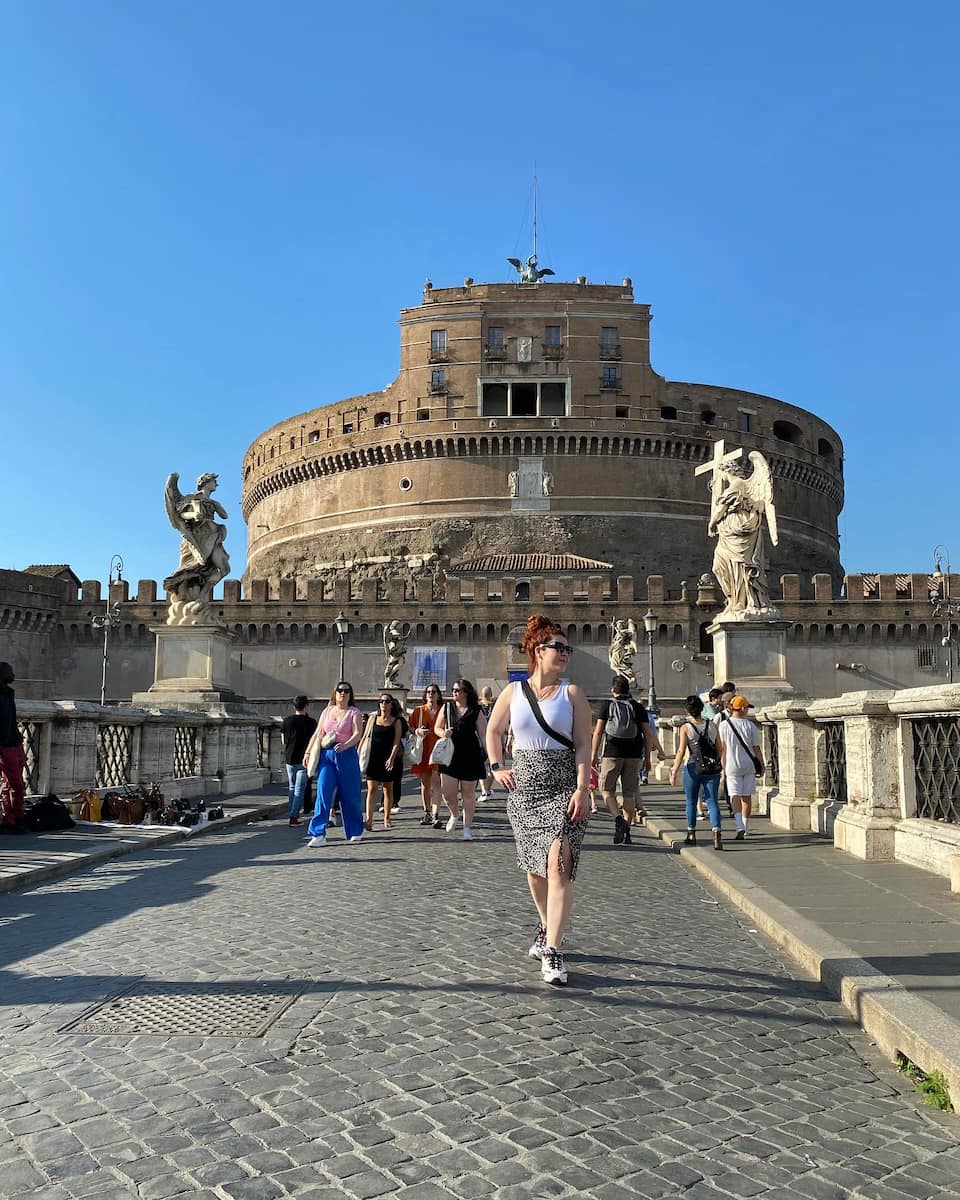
[0,797,288,897]
[644,811,960,1103]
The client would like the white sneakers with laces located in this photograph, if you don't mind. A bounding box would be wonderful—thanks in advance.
[307,835,327,848]
[541,946,568,986]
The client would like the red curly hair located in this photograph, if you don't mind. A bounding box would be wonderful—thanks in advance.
[520,614,565,672]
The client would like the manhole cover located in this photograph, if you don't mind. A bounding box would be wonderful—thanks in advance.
[58,980,300,1037]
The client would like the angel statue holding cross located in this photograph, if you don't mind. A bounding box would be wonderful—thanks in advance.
[695,441,780,617]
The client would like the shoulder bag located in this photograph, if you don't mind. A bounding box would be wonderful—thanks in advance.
[358,714,375,773]
[428,703,456,767]
[408,706,429,766]
[520,680,574,750]
[727,719,764,775]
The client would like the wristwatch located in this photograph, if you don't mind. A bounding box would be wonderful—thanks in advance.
[490,762,502,771]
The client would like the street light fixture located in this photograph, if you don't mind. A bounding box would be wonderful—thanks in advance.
[930,545,954,684]
[91,554,124,706]
[334,610,350,680]
[643,608,659,716]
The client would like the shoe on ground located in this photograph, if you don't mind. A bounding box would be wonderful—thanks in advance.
[289,817,301,826]
[541,946,568,986]
[613,815,627,845]
[462,827,474,840]
[432,817,444,829]
[734,829,746,841]
[308,835,327,847]
[528,923,547,960]
[329,814,339,827]
[623,826,632,844]
[419,812,433,825]
[347,834,363,843]
[445,814,457,833]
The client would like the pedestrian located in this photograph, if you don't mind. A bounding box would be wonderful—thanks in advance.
[409,685,443,826]
[484,616,593,986]
[716,694,764,841]
[433,678,487,840]
[0,662,27,835]
[478,685,496,802]
[669,694,724,850]
[302,681,366,847]
[389,696,408,814]
[711,690,738,816]
[362,693,403,831]
[281,695,317,827]
[634,694,664,804]
[590,675,659,844]
[702,686,724,720]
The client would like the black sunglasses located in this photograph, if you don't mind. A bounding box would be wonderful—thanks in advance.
[540,641,573,655]
[336,686,351,693]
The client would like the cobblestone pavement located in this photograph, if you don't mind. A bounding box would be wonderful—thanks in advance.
[2,794,959,1200]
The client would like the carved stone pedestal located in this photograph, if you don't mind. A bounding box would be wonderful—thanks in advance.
[708,615,796,708]
[132,625,247,714]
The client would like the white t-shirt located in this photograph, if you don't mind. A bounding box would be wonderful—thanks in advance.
[717,716,760,774]
[509,681,574,750]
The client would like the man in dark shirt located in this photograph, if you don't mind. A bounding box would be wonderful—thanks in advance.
[590,675,658,845]
[0,662,27,834]
[282,695,317,827]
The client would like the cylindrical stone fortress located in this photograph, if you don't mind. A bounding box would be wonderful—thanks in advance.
[241,278,843,589]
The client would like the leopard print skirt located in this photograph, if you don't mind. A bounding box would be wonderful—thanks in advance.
[506,748,587,880]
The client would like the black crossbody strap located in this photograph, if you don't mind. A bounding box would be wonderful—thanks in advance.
[728,718,762,768]
[520,680,574,749]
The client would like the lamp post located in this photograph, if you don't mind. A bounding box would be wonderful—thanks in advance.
[91,555,124,706]
[643,608,659,716]
[334,610,350,680]
[930,545,954,684]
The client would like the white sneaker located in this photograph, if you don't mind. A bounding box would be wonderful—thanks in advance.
[308,835,327,848]
[445,814,457,833]
[541,946,568,986]
[347,835,362,844]
[528,924,547,960]
[462,827,474,840]
[477,791,490,803]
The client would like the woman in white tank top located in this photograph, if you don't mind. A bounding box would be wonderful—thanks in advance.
[485,616,593,987]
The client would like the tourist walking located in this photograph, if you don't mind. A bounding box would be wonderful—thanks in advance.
[716,695,763,840]
[362,693,403,830]
[409,685,443,827]
[478,686,496,802]
[302,682,365,847]
[590,675,658,844]
[485,617,593,986]
[388,697,408,813]
[433,678,487,840]
[281,695,317,827]
[0,662,26,835]
[669,694,724,850]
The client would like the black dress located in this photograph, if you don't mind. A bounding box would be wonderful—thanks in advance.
[440,706,485,782]
[366,720,398,783]
[391,714,408,791]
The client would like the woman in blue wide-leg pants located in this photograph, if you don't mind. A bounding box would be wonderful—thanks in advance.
[308,745,364,841]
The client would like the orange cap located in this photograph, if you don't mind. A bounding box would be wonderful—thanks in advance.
[730,695,750,711]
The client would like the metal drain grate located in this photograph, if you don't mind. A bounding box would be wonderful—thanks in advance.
[58,980,300,1037]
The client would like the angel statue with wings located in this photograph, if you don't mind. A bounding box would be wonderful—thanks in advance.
[704,449,779,616]
[162,472,231,625]
[608,618,638,685]
[383,620,409,688]
[507,254,555,283]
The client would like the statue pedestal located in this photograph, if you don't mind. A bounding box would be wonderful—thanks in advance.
[708,615,796,707]
[133,625,248,713]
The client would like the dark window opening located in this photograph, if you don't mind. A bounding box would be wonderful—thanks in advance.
[540,382,566,415]
[512,382,537,416]
[773,419,801,443]
[308,430,320,443]
[700,410,716,426]
[660,405,678,420]
[487,326,504,349]
[818,437,835,459]
[430,368,446,391]
[739,411,752,433]
[416,408,430,421]
[545,325,562,347]
[289,437,296,448]
[601,366,619,388]
[601,326,619,347]
[374,411,391,427]
[481,383,508,416]
[615,405,629,418]
[515,581,530,602]
[342,421,354,434]
[699,623,714,654]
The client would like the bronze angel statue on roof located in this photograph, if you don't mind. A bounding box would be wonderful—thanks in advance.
[507,254,555,283]
[162,472,231,625]
[707,451,779,616]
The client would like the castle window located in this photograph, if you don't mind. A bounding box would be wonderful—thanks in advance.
[416,408,430,421]
[545,325,562,347]
[487,326,504,349]
[342,419,354,434]
[430,368,447,393]
[601,326,619,347]
[917,642,938,670]
[601,367,619,390]
[700,410,716,426]
[374,411,391,427]
[479,379,569,418]
[289,437,296,449]
[773,419,801,444]
[616,405,629,419]
[739,410,752,433]
[515,581,530,602]
[431,329,446,352]
[308,430,320,443]
[660,405,677,420]
[818,437,835,459]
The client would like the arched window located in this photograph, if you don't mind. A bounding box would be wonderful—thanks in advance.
[773,420,802,444]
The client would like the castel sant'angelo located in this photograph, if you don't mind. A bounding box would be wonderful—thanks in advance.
[241,263,844,593]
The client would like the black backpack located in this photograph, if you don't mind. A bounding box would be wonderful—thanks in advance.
[23,795,76,832]
[686,723,722,776]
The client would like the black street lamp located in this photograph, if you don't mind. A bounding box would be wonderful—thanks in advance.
[335,610,350,680]
[92,554,124,706]
[930,546,954,684]
[643,608,659,716]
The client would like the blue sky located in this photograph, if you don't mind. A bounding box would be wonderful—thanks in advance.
[3,1,958,587]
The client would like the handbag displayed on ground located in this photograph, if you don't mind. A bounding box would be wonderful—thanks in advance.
[727,719,764,775]
[686,721,722,776]
[428,703,456,767]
